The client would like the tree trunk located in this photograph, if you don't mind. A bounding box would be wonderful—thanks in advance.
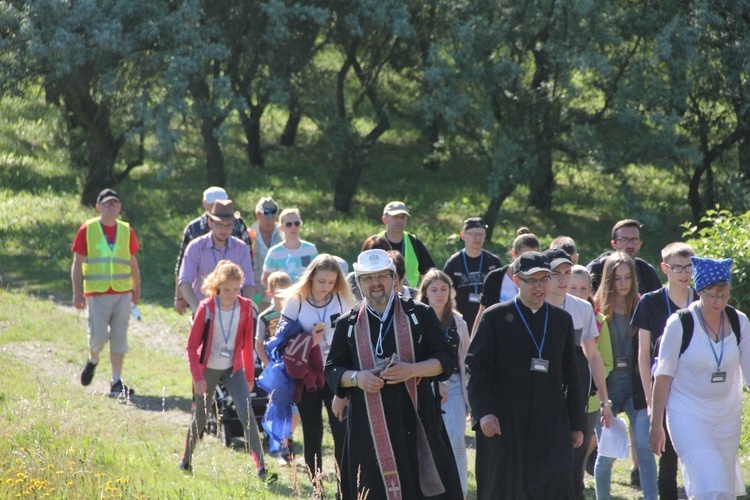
[423,119,441,172]
[526,144,554,210]
[280,99,302,147]
[739,138,750,184]
[483,182,517,241]
[201,118,226,187]
[333,135,365,213]
[81,139,119,206]
[239,103,265,167]
[687,164,705,222]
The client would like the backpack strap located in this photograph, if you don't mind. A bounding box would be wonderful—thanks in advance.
[678,308,694,356]
[677,305,741,357]
[198,307,212,364]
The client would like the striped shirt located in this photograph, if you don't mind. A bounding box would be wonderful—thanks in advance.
[263,240,318,283]
[179,233,255,301]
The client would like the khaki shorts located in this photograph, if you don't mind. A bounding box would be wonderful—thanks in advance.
[86,293,131,354]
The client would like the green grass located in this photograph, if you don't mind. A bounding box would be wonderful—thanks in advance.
[0,91,746,498]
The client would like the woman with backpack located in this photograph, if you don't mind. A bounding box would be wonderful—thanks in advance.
[650,257,750,499]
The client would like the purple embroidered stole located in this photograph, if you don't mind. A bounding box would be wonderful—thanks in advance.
[355,298,445,498]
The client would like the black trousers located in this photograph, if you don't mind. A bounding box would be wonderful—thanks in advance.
[297,384,346,478]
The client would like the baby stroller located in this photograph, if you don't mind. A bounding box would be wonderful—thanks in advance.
[206,363,269,447]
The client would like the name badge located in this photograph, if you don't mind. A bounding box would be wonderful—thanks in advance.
[220,347,234,358]
[530,358,549,373]
[469,293,481,304]
[616,357,629,369]
[711,371,727,383]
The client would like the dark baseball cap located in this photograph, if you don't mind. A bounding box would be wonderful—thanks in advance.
[97,189,120,204]
[462,217,487,232]
[513,251,552,276]
[542,248,573,270]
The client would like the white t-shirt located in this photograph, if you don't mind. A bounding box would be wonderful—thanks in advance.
[499,273,519,303]
[561,294,599,346]
[282,294,350,362]
[207,302,241,370]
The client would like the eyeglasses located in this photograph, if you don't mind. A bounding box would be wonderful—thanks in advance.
[359,272,392,284]
[100,200,120,207]
[664,263,693,274]
[517,275,551,286]
[284,221,302,228]
[702,292,730,301]
[614,237,641,245]
[214,221,233,230]
[261,208,277,216]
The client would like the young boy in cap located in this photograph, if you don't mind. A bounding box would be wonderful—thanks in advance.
[443,217,502,332]
[72,188,141,397]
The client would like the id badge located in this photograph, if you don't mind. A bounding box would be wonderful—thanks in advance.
[530,358,549,373]
[220,347,234,358]
[469,293,481,304]
[616,357,629,369]
[711,371,727,383]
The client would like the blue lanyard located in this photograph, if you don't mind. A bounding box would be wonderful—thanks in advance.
[611,313,630,358]
[697,307,725,370]
[312,295,329,325]
[461,250,485,294]
[514,297,548,358]
[210,243,228,267]
[367,295,395,356]
[216,297,237,346]
[664,286,690,316]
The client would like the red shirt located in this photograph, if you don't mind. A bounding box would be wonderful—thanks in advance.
[72,220,139,296]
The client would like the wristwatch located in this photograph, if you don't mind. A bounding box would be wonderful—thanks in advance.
[350,371,359,388]
[600,399,613,408]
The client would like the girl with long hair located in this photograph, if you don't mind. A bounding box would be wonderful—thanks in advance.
[280,254,355,480]
[418,269,470,498]
[592,252,656,499]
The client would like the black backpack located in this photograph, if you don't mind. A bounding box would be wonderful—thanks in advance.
[653,306,741,361]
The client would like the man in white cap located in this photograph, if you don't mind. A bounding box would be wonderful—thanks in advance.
[325,249,462,499]
[379,200,435,287]
[247,196,282,307]
[467,251,586,500]
[173,187,252,315]
[178,199,255,311]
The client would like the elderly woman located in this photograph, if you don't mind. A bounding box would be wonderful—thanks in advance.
[650,257,750,499]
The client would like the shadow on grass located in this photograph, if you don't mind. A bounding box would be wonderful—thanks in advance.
[126,394,193,413]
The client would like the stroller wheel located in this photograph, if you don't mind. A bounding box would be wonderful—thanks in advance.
[222,421,232,447]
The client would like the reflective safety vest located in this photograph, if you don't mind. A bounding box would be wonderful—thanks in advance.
[379,231,420,287]
[83,218,132,293]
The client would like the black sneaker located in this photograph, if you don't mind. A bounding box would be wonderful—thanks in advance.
[630,468,641,489]
[109,380,135,398]
[80,361,97,386]
[258,468,278,484]
[179,461,192,474]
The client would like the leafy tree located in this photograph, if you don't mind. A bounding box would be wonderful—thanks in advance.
[0,0,175,206]
[683,207,750,312]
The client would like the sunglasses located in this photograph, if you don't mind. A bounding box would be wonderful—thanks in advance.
[261,208,278,216]
[284,220,302,228]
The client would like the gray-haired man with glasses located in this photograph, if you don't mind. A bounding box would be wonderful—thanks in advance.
[586,219,661,295]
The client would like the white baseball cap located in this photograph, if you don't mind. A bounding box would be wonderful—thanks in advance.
[203,186,228,204]
[353,249,396,278]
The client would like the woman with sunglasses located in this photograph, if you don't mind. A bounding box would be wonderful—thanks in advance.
[650,257,750,499]
[262,208,318,286]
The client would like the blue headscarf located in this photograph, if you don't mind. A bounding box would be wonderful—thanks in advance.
[691,256,733,292]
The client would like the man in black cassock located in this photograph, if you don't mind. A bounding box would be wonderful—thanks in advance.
[467,251,587,500]
[325,249,462,499]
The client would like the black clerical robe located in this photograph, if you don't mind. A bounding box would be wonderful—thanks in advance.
[325,297,462,500]
[466,298,587,500]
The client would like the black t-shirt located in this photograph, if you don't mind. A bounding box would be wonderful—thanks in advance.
[631,286,697,361]
[586,252,662,295]
[479,264,512,309]
[443,249,502,332]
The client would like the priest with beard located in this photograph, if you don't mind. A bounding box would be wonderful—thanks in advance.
[325,249,462,499]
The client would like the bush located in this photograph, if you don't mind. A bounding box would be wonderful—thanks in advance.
[683,207,750,312]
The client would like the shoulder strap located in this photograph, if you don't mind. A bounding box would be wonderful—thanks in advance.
[725,305,741,345]
[678,308,694,356]
[198,307,213,364]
